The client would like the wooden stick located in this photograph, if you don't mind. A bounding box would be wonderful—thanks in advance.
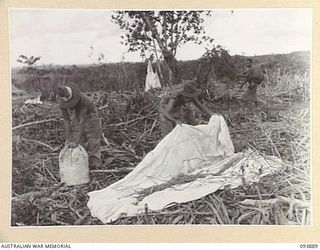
[107,107,157,127]
[239,196,310,210]
[12,118,59,131]
[19,137,61,152]
[102,132,110,147]
[90,168,134,173]
[98,104,109,111]
[43,162,59,182]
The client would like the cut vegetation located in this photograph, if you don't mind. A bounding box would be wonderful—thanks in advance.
[11,52,310,225]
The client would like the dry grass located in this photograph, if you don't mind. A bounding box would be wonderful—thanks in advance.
[260,69,310,104]
[11,74,310,226]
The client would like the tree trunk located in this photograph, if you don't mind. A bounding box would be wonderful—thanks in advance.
[152,39,164,84]
[140,13,181,86]
[162,49,181,85]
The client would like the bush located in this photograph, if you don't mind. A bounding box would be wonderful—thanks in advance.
[196,46,238,88]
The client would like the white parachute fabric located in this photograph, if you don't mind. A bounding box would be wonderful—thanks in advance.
[87,115,283,223]
[145,60,161,92]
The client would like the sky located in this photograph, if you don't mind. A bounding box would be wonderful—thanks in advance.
[9,8,312,66]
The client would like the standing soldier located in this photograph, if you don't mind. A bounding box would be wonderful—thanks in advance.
[159,81,215,137]
[57,83,102,168]
[238,58,266,108]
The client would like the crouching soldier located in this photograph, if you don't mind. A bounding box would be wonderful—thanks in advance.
[238,58,266,108]
[159,81,216,137]
[57,83,102,168]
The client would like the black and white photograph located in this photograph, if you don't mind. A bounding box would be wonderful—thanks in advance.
[10,8,312,226]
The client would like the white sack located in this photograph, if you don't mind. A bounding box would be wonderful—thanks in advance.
[87,115,282,223]
[59,145,90,186]
[145,60,161,92]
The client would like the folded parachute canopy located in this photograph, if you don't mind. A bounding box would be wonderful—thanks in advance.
[87,115,282,224]
[145,60,161,92]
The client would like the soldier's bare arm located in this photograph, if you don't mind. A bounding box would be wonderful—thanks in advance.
[160,98,181,125]
[72,106,87,147]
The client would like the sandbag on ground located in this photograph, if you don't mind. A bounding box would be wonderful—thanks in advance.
[87,115,283,224]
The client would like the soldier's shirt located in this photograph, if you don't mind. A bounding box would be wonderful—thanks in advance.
[244,66,265,85]
[72,94,98,119]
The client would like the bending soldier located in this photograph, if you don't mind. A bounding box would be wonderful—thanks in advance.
[159,81,215,137]
[57,83,102,168]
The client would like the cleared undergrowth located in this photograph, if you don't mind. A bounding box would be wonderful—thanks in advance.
[11,70,310,225]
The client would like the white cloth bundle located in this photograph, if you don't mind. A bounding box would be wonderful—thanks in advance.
[145,60,161,92]
[87,115,282,223]
[59,145,90,186]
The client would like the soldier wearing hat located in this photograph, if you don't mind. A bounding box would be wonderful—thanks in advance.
[238,58,266,107]
[159,81,215,137]
[57,83,102,168]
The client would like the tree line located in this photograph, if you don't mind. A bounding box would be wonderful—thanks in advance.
[12,50,310,99]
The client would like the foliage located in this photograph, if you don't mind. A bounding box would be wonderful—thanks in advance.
[12,62,146,97]
[251,51,310,75]
[260,68,310,103]
[17,55,41,69]
[197,45,238,88]
[112,11,213,85]
[12,51,310,99]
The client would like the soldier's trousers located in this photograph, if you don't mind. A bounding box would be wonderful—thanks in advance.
[71,112,102,168]
[241,83,258,108]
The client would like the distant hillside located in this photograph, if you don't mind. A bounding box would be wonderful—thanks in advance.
[246,51,310,72]
[178,50,310,81]
[12,51,310,95]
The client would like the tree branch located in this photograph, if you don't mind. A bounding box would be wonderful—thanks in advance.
[140,12,167,54]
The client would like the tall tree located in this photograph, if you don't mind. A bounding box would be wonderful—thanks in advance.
[112,11,212,85]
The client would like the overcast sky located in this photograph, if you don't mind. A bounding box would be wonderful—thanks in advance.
[9,8,312,66]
